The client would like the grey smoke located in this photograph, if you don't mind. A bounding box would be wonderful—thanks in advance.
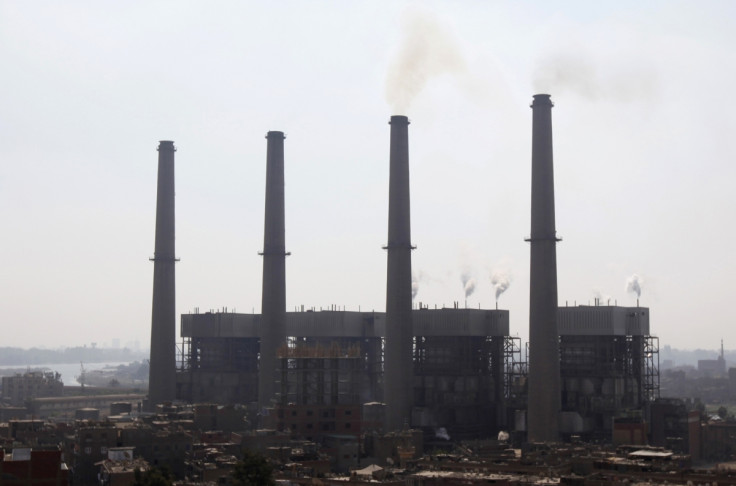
[491,270,511,301]
[592,289,612,305]
[626,274,643,299]
[412,280,419,300]
[461,272,476,298]
[385,9,466,114]
[533,47,657,102]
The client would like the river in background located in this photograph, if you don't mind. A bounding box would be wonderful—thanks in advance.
[0,361,135,386]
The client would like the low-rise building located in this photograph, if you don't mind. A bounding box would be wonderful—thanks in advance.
[1,371,63,406]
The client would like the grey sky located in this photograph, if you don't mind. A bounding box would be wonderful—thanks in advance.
[1,1,735,350]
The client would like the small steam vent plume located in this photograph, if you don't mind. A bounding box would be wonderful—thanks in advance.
[412,278,419,301]
[626,274,643,304]
[592,289,611,306]
[435,427,450,441]
[491,270,511,302]
[460,271,476,298]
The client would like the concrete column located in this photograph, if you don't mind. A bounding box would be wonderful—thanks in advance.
[527,94,561,442]
[259,131,287,412]
[148,140,177,409]
[384,116,414,431]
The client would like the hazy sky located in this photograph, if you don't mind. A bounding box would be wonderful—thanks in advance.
[2,1,735,351]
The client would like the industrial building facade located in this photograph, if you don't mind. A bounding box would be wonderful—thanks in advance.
[175,304,659,441]
[557,305,659,440]
[157,95,661,443]
[176,308,509,439]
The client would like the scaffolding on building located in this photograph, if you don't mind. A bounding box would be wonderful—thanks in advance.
[643,336,660,402]
[503,336,527,402]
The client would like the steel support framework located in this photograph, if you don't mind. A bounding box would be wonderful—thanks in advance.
[504,336,527,402]
[643,336,660,402]
[412,335,504,438]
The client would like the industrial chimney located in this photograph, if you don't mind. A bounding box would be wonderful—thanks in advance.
[384,115,414,431]
[148,140,178,409]
[527,94,561,442]
[258,131,288,413]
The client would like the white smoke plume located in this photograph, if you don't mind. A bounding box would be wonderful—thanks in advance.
[592,289,612,305]
[435,427,450,440]
[385,9,466,114]
[490,270,511,301]
[412,270,433,301]
[626,274,643,299]
[460,272,476,298]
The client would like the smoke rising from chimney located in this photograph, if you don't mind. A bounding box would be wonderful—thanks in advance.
[532,45,657,102]
[460,272,476,298]
[385,9,466,114]
[490,270,511,301]
[626,274,643,298]
[412,270,433,301]
[592,289,611,305]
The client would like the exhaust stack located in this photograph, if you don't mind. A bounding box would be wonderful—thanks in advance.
[259,131,288,412]
[384,115,414,431]
[148,140,178,409]
[527,94,561,442]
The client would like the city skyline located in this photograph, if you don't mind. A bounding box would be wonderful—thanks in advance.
[1,1,735,350]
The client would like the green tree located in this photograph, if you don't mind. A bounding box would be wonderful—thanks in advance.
[132,466,173,486]
[718,405,728,419]
[231,449,275,486]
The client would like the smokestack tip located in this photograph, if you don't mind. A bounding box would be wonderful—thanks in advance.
[389,115,410,125]
[157,140,175,151]
[266,131,285,139]
[531,94,554,107]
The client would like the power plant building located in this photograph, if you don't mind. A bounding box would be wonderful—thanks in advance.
[176,307,511,439]
[158,94,661,444]
[557,305,659,441]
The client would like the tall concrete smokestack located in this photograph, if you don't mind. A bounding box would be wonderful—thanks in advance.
[527,94,561,442]
[384,115,414,431]
[259,131,288,412]
[148,140,177,409]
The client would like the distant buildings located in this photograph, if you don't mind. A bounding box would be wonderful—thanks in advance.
[1,371,63,406]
